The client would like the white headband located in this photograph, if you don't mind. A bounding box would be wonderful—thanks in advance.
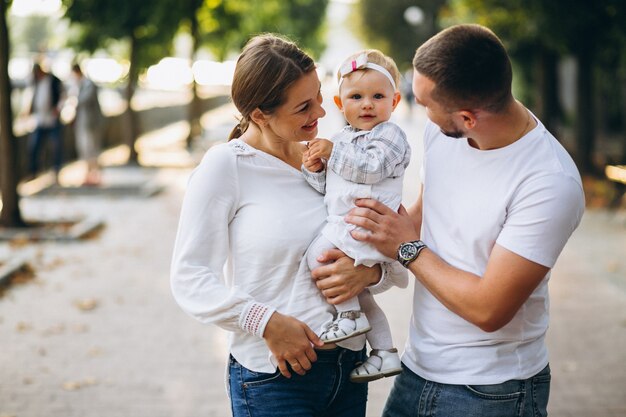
[338,53,396,91]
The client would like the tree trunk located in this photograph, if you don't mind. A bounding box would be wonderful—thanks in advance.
[621,68,626,164]
[536,46,561,136]
[125,34,141,163]
[575,48,596,174]
[186,12,201,149]
[0,1,25,228]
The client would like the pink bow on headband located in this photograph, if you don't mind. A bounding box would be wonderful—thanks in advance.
[338,53,397,90]
[339,53,370,78]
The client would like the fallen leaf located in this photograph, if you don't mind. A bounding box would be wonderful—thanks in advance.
[72,323,90,333]
[74,298,98,311]
[16,321,33,332]
[8,233,30,248]
[62,381,81,391]
[83,377,98,386]
[0,265,37,298]
[62,377,99,391]
[42,323,66,336]
[87,347,103,357]
[44,257,65,270]
[606,261,620,273]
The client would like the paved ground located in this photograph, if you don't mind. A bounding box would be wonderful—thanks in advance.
[0,96,625,417]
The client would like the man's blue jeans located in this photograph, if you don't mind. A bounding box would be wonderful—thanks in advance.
[383,363,550,417]
[29,121,63,174]
[228,347,368,417]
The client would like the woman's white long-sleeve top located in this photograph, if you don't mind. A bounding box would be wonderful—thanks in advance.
[170,139,407,373]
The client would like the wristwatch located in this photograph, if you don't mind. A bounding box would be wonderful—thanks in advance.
[397,240,427,268]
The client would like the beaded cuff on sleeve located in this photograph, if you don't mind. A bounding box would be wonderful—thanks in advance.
[240,301,276,338]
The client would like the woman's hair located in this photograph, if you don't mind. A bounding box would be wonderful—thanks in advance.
[412,24,513,113]
[337,49,401,91]
[228,34,316,140]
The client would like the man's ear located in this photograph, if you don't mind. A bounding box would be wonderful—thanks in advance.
[333,96,343,111]
[458,110,478,130]
[392,91,402,110]
[250,108,268,127]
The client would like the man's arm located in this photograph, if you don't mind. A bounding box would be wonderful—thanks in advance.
[345,198,549,333]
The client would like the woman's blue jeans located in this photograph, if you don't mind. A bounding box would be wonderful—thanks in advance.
[383,363,551,417]
[228,347,368,417]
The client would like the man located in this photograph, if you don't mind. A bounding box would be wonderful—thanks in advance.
[71,63,105,186]
[29,63,64,181]
[340,24,584,416]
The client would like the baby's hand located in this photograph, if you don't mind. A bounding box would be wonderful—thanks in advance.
[307,138,333,161]
[303,148,325,172]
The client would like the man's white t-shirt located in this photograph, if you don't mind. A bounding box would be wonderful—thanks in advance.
[403,115,585,385]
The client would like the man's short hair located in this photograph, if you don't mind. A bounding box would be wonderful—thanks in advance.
[413,24,513,113]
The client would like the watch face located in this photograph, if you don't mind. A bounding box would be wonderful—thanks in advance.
[399,243,417,260]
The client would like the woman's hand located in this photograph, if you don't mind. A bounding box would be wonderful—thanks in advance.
[311,249,381,304]
[263,312,323,378]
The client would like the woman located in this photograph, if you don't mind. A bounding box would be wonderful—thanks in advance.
[170,34,406,417]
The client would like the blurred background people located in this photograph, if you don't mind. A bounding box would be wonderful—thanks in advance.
[28,62,64,182]
[71,62,104,186]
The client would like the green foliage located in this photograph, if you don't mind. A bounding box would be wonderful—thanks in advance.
[198,0,329,61]
[62,0,329,65]
[444,0,626,171]
[441,0,537,50]
[62,0,181,70]
[440,0,541,104]
[9,14,56,54]
[446,0,626,54]
[357,0,446,69]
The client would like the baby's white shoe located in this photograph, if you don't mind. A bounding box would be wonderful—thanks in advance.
[320,311,371,343]
[350,348,402,383]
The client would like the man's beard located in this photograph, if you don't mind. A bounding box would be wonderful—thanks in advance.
[440,127,465,138]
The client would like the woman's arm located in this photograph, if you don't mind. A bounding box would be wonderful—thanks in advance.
[263,312,323,378]
[171,145,322,378]
[171,147,267,332]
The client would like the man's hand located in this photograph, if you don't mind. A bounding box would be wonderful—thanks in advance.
[263,312,323,378]
[345,199,419,258]
[311,249,381,304]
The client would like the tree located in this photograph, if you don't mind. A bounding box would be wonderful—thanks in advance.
[9,14,54,54]
[63,0,182,163]
[559,0,626,173]
[444,0,626,174]
[196,0,329,61]
[177,0,329,148]
[0,0,25,227]
[173,0,205,148]
[441,0,563,133]
[358,0,447,69]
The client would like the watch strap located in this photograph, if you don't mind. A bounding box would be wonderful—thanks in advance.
[399,240,427,268]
